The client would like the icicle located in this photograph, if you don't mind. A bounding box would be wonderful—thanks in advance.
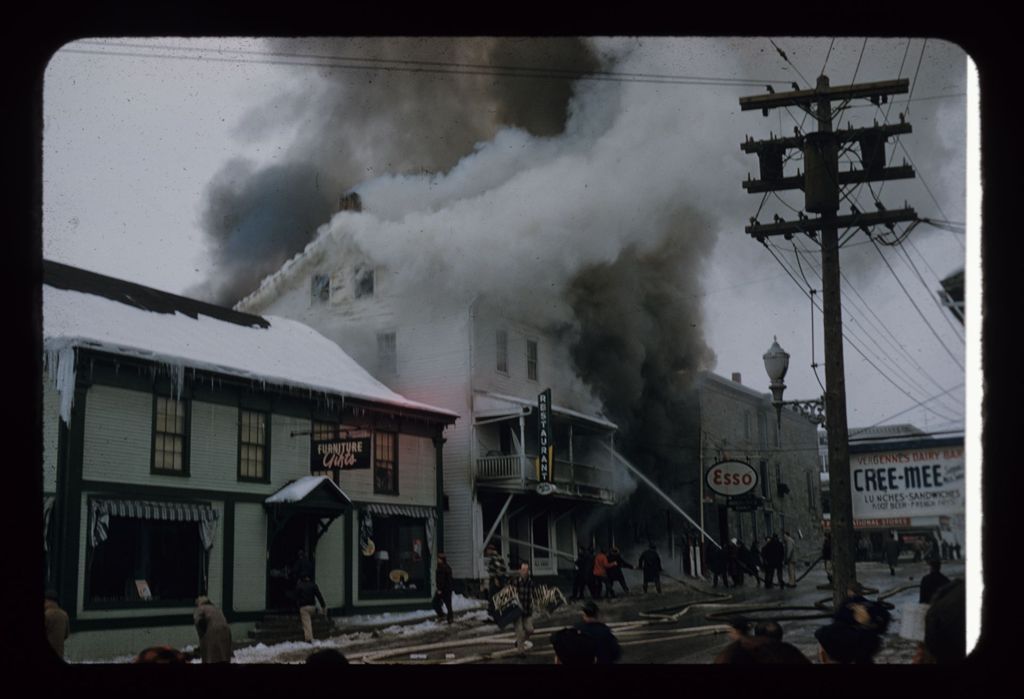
[44,346,77,426]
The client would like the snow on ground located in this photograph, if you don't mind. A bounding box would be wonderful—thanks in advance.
[74,594,487,664]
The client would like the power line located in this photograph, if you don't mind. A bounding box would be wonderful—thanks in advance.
[848,382,964,435]
[870,238,964,370]
[63,42,794,88]
[760,242,964,425]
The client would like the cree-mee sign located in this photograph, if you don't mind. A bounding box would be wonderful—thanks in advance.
[311,434,371,472]
[851,445,964,520]
[706,460,758,496]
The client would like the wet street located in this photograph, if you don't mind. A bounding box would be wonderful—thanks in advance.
[323,556,966,665]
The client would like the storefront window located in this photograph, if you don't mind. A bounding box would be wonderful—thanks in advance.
[87,516,204,606]
[359,515,428,596]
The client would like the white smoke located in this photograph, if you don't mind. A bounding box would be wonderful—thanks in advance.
[307,38,748,334]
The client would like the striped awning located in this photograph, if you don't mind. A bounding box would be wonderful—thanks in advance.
[364,503,436,519]
[363,503,437,559]
[90,498,219,550]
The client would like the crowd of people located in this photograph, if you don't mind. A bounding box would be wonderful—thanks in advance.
[43,537,966,666]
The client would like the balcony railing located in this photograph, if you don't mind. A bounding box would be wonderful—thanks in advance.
[476,454,526,481]
[475,453,616,503]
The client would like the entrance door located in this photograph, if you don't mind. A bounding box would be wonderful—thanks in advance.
[267,516,313,611]
[531,512,556,576]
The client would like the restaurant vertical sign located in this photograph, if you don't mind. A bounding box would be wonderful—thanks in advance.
[536,389,554,482]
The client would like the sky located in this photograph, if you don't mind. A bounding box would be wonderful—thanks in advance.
[41,36,973,436]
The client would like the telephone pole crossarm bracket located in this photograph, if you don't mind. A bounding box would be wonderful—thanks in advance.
[746,208,917,240]
[739,79,909,112]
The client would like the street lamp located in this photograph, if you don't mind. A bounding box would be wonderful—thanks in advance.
[762,337,826,428]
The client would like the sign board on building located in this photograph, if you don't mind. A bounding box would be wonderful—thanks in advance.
[850,445,964,520]
[536,389,554,482]
[705,460,758,497]
[821,517,911,530]
[311,432,372,472]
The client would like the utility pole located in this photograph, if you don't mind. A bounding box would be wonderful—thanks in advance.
[739,75,918,609]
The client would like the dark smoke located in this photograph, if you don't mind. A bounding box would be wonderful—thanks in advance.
[191,37,600,305]
[566,216,717,546]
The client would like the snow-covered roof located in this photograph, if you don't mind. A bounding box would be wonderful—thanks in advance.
[264,476,350,504]
[42,268,458,425]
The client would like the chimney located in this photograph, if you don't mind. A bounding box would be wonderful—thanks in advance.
[731,372,742,384]
[339,191,362,213]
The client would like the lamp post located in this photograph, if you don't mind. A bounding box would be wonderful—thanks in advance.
[762,338,826,429]
[763,337,854,609]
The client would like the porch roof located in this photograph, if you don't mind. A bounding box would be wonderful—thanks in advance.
[472,391,617,431]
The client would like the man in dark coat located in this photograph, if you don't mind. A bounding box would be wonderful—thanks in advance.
[762,534,785,589]
[919,559,951,604]
[884,534,901,575]
[435,552,455,624]
[571,546,593,601]
[707,543,729,587]
[573,601,621,664]
[638,542,662,594]
[747,539,763,587]
[606,546,632,595]
[295,574,327,643]
[193,595,233,663]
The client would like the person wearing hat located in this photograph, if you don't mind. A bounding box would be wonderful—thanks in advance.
[637,542,662,594]
[573,601,621,664]
[762,534,785,589]
[435,552,455,624]
[193,595,233,663]
[43,589,69,660]
[919,558,951,604]
[816,584,892,664]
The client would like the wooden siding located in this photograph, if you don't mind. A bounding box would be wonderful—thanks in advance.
[233,502,268,612]
[81,385,152,484]
[42,374,60,492]
[269,413,312,484]
[334,433,436,506]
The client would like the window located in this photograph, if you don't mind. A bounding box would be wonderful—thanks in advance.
[374,431,398,495]
[764,511,774,536]
[87,516,204,606]
[238,410,268,481]
[152,396,189,475]
[355,265,374,298]
[496,329,508,375]
[359,515,428,596]
[759,460,769,498]
[744,411,752,441]
[378,331,397,374]
[806,471,816,511]
[311,273,330,304]
[526,339,538,381]
[758,412,768,449]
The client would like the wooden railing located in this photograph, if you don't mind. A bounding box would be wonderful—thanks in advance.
[476,454,526,481]
[476,454,615,495]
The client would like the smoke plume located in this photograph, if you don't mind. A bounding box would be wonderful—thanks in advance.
[190,37,599,305]
[201,37,776,545]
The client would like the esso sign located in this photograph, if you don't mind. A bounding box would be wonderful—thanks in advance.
[706,460,758,496]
